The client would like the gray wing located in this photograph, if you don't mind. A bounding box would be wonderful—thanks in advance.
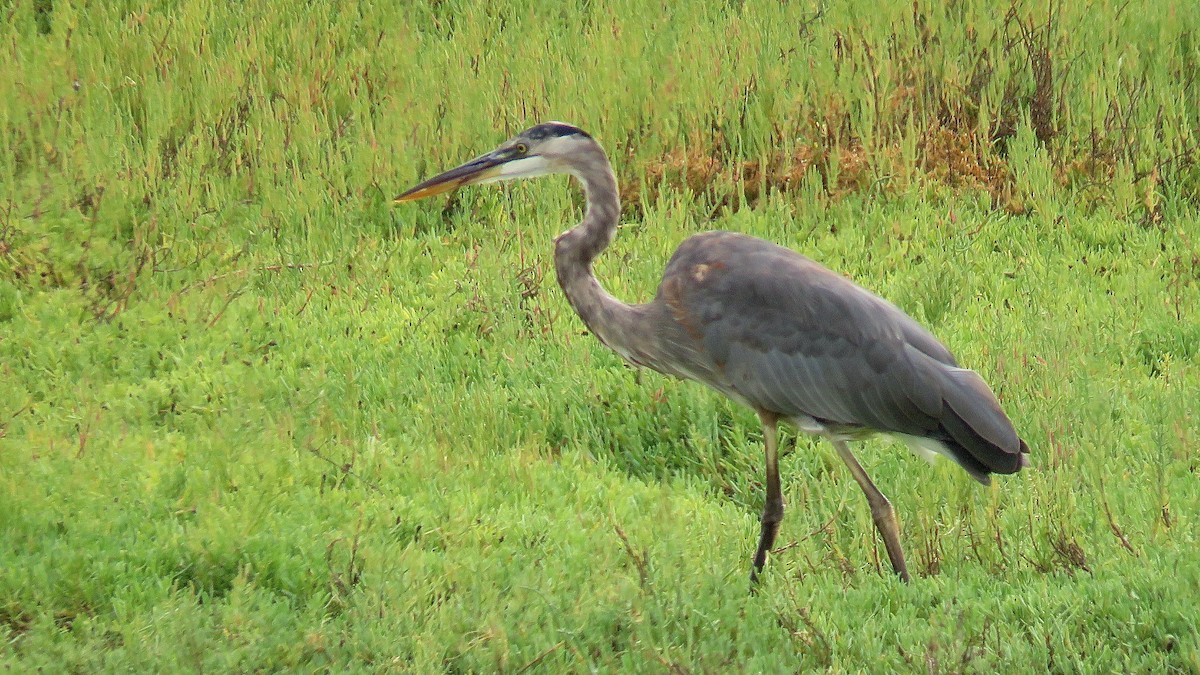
[649,231,1027,477]
[653,232,960,435]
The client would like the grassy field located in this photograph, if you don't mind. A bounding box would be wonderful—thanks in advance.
[2,0,1199,671]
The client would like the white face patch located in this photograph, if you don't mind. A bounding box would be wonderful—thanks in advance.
[478,155,553,183]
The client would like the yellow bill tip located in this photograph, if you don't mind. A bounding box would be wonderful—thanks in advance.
[394,158,504,205]
[393,181,458,203]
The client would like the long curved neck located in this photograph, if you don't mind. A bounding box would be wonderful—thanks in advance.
[553,143,648,364]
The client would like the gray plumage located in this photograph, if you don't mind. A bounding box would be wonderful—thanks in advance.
[648,232,1028,483]
[397,122,1030,583]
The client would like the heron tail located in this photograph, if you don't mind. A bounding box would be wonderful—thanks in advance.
[932,367,1030,484]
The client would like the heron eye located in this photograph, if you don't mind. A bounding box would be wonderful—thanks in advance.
[514,143,528,155]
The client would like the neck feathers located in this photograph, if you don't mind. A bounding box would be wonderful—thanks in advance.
[552,141,646,364]
[555,143,620,266]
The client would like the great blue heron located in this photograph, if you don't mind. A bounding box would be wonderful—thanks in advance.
[396,122,1030,583]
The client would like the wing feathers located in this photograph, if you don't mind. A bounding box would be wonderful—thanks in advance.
[943,368,1020,452]
[655,231,1028,481]
[938,367,1026,474]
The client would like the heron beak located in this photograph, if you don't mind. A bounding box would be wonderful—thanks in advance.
[394,152,506,203]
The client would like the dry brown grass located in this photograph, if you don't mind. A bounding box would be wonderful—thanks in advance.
[623,125,1024,214]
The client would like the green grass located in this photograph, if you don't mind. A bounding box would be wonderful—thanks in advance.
[2,0,1199,671]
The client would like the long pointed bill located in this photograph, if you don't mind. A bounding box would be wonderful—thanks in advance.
[394,153,506,203]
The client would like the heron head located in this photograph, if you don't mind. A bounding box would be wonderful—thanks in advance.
[395,122,595,202]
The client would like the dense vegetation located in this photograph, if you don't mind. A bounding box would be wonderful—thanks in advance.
[2,0,1198,670]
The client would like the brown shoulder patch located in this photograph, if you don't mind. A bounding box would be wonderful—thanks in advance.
[663,276,705,341]
[692,260,727,283]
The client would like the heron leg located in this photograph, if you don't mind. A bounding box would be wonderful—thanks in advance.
[830,439,911,583]
[750,411,784,584]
